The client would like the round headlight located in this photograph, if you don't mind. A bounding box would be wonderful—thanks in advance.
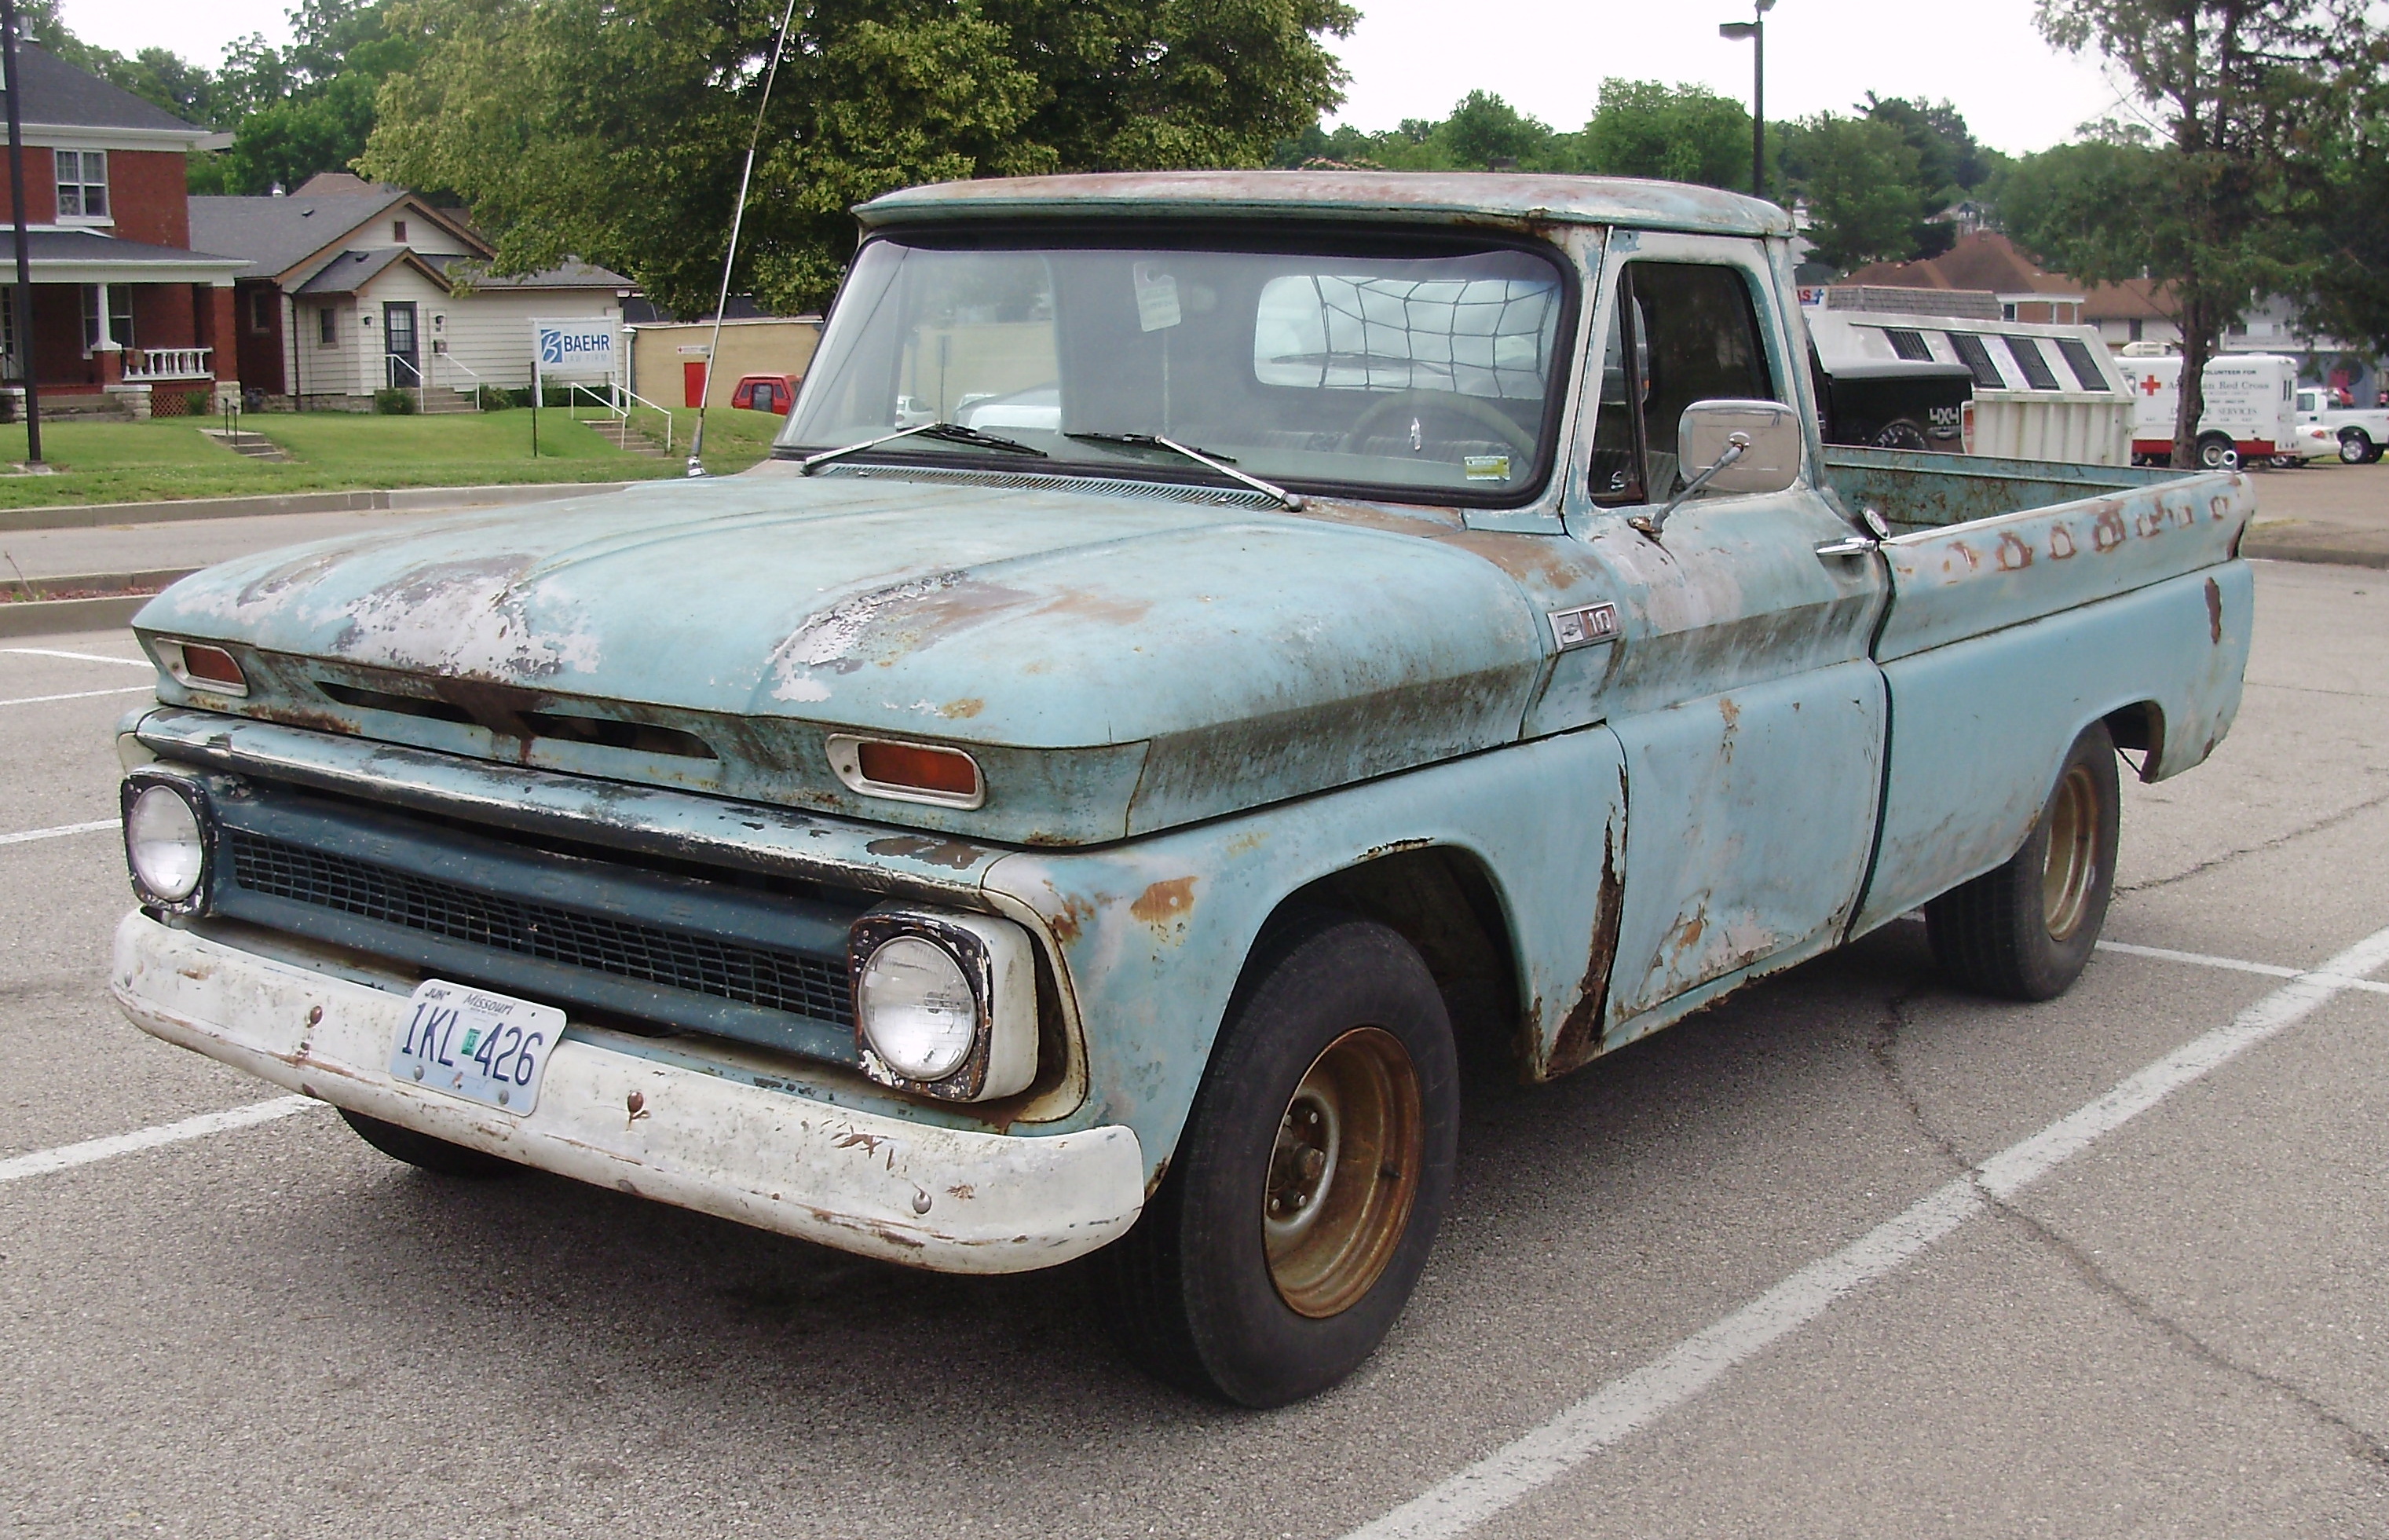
[856,935,977,1081]
[126,784,205,902]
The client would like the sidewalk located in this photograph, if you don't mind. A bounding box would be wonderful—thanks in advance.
[2237,459,2389,569]
[0,481,630,637]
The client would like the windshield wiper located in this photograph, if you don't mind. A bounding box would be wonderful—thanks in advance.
[1063,432,1303,510]
[799,420,1048,474]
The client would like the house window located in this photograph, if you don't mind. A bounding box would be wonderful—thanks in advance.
[392,219,408,243]
[248,289,276,334]
[55,149,108,219]
[318,305,338,346]
[80,285,134,353]
[2129,319,2144,342]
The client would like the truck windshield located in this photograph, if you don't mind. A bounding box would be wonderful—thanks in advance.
[779,232,1574,503]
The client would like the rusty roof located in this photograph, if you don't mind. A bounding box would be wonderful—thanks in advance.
[857,171,1791,237]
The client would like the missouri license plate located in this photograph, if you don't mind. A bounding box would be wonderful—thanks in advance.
[389,980,563,1114]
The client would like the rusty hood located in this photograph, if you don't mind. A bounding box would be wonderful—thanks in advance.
[132,471,1551,844]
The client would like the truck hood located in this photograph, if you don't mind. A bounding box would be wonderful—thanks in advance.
[135,470,1549,844]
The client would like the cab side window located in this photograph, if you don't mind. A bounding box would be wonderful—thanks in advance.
[1589,261,1778,505]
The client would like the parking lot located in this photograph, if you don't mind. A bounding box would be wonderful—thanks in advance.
[3,473,2387,1536]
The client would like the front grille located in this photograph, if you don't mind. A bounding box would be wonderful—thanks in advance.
[225,829,854,1027]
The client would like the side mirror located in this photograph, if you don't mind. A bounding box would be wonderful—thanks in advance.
[1677,398,1802,494]
[1630,398,1805,539]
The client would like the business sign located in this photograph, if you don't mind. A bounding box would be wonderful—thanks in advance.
[532,317,619,382]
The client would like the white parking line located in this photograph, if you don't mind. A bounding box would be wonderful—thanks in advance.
[0,819,116,847]
[1,647,151,668]
[0,1097,317,1186]
[2098,938,2389,995]
[1344,921,2389,1540]
[0,685,153,708]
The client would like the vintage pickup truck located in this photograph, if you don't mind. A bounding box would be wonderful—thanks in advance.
[109,173,2254,1407]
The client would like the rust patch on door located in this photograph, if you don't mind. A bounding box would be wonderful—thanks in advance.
[1545,826,1625,1078]
[1995,532,2033,571]
[2204,576,2223,643]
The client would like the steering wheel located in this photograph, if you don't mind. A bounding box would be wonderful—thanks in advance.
[1348,389,1538,458]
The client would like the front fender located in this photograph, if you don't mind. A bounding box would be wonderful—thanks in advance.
[984,727,1630,1184]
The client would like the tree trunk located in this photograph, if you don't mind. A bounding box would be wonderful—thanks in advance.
[2174,291,2215,469]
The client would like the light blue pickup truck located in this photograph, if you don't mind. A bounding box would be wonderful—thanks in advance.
[109,173,2253,1406]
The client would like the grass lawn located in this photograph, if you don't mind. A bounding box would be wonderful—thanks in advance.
[661,405,784,472]
[0,409,679,510]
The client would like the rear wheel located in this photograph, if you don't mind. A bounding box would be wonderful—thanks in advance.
[1926,722,2121,1001]
[1872,419,1929,452]
[2197,433,2238,470]
[1095,916,1457,1407]
[2341,430,2375,465]
[340,1109,521,1179]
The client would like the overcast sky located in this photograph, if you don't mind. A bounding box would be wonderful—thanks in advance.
[66,0,2147,155]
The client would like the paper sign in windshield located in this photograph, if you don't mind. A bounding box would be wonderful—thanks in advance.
[1134,264,1182,331]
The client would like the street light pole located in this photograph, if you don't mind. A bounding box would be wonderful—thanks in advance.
[2,0,42,465]
[1719,0,1777,203]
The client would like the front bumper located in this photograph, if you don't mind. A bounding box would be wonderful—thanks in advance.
[110,911,1144,1273]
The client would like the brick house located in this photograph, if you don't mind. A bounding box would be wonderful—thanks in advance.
[1838,232,2087,325]
[0,43,245,415]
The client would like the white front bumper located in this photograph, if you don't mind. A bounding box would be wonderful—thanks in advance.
[110,911,1144,1273]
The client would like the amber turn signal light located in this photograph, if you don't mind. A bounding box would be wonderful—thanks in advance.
[826,735,986,810]
[155,639,249,697]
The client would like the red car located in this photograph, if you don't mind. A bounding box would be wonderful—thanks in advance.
[730,373,800,414]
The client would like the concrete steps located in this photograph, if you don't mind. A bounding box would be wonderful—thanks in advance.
[196,430,293,462]
[576,415,670,457]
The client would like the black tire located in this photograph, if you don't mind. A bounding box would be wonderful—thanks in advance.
[340,1108,521,1179]
[2197,433,2238,470]
[2341,430,2374,466]
[1926,722,2121,1001]
[1095,916,1458,1407]
[1872,419,1929,452]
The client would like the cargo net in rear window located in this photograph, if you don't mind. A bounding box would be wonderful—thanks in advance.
[1255,276,1560,399]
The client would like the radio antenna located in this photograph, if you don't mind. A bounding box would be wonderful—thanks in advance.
[686,0,803,477]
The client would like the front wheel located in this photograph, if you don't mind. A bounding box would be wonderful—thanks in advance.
[1926,722,2121,1001]
[1095,916,1458,1407]
[2342,430,2375,465]
[2197,433,2238,470]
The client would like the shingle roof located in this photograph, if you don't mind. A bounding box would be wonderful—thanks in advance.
[6,43,204,134]
[188,190,416,279]
[17,227,243,272]
[293,247,436,295]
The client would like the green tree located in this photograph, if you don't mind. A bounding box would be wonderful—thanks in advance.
[2034,0,2365,466]
[2294,57,2389,358]
[365,0,1355,315]
[1440,90,1557,170]
[1579,79,1750,188]
[1777,112,1924,269]
[210,1,415,194]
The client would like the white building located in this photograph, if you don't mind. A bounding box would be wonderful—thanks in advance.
[190,174,633,408]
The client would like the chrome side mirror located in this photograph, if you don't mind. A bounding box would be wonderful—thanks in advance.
[1630,397,1804,539]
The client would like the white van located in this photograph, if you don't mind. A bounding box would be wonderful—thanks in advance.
[2123,353,2336,467]
[1806,308,2134,464]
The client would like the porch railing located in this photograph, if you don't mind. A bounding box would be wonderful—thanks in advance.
[429,350,485,408]
[567,380,674,452]
[122,347,214,382]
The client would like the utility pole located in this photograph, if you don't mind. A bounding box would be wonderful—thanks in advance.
[1719,0,1777,202]
[2,0,42,464]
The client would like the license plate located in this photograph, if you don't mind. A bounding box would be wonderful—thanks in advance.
[390,980,563,1114]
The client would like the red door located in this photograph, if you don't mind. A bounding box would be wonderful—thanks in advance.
[683,360,708,408]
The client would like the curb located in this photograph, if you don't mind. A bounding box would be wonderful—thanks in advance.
[2241,540,2389,571]
[0,591,160,638]
[0,480,633,535]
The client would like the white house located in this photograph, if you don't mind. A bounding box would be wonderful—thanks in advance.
[189,174,633,408]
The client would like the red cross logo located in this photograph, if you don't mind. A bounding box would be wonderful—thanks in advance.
[2140,374,2162,396]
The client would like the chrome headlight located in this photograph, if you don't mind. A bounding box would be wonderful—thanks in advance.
[122,774,210,912]
[848,907,1037,1101]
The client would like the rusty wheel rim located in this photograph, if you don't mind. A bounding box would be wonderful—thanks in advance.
[2042,762,2100,941]
[1263,1026,1423,1319]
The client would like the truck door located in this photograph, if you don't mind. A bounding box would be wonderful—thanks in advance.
[1574,232,1891,1033]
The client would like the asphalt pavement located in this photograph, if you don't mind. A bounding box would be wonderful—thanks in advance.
[2,549,2386,1537]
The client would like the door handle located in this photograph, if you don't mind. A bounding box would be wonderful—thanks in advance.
[1814,535,1879,558]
